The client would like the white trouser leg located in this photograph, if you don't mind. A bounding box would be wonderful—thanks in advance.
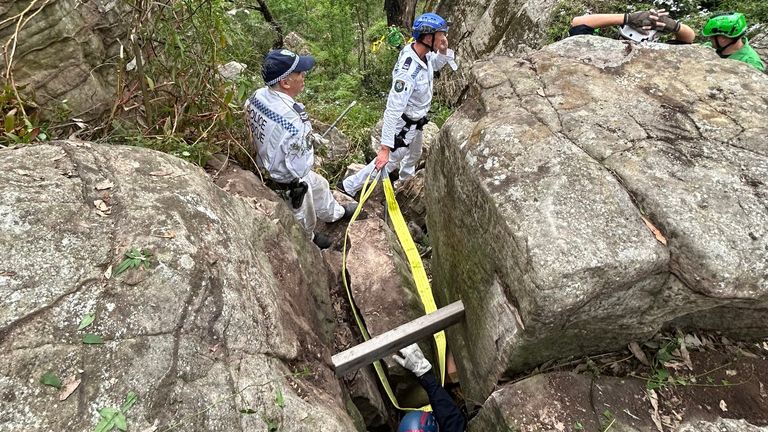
[293,185,316,237]
[343,148,409,195]
[306,171,345,223]
[398,130,423,181]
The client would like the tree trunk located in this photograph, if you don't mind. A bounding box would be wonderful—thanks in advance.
[253,0,284,48]
[384,0,418,30]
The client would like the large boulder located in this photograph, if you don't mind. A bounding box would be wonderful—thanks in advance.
[426,36,768,404]
[469,371,768,431]
[0,141,357,430]
[435,0,560,103]
[0,0,131,120]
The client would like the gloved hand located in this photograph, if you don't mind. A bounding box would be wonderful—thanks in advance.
[623,10,659,34]
[655,14,681,33]
[393,343,432,377]
[309,132,329,149]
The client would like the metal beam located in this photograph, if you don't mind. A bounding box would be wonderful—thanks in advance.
[332,300,465,377]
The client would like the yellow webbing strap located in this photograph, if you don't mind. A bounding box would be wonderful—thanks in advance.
[340,171,446,411]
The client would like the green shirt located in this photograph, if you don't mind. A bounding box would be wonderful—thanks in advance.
[704,38,766,72]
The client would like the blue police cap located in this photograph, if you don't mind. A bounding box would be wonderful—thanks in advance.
[262,49,315,86]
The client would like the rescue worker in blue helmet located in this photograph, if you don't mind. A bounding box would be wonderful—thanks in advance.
[245,49,357,249]
[340,13,458,196]
[394,344,467,432]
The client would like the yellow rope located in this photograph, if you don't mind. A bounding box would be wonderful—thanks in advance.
[340,171,445,411]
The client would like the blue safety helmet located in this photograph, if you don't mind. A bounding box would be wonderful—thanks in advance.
[398,410,438,432]
[412,12,449,40]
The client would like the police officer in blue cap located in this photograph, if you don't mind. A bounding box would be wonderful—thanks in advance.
[245,49,357,249]
[340,13,458,195]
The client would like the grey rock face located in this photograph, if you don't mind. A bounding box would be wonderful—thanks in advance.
[0,0,131,120]
[469,372,768,432]
[677,419,768,432]
[435,0,560,103]
[427,37,768,404]
[0,142,356,431]
[395,169,427,229]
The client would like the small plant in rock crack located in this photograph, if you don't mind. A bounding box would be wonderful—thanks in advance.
[113,248,152,276]
[93,391,137,432]
[645,338,679,390]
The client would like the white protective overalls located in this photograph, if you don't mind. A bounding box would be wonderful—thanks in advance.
[342,43,456,194]
[245,87,345,235]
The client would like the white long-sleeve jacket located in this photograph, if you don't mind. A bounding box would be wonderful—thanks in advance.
[245,87,313,183]
[380,44,456,149]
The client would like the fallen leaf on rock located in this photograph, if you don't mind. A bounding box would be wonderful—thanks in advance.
[153,231,176,239]
[719,400,728,412]
[629,342,651,366]
[94,200,110,211]
[40,372,62,389]
[647,389,663,432]
[738,348,759,359]
[58,375,81,401]
[679,340,693,370]
[82,334,104,345]
[94,180,114,191]
[140,420,159,432]
[684,333,703,349]
[78,313,96,330]
[641,216,667,245]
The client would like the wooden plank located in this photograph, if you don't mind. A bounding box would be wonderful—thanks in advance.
[332,300,465,377]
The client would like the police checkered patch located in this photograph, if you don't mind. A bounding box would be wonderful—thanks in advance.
[394,79,406,93]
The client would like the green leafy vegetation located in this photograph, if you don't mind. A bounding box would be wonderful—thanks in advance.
[78,313,96,331]
[0,85,47,146]
[39,372,62,389]
[113,249,152,277]
[1,0,455,182]
[83,334,105,345]
[93,392,137,432]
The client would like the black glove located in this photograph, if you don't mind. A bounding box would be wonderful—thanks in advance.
[656,14,681,33]
[624,10,656,34]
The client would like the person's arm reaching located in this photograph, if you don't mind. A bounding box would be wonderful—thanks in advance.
[655,13,694,43]
[571,13,625,29]
[394,344,467,432]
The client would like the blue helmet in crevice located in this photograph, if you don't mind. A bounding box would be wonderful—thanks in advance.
[412,12,449,40]
[398,410,438,432]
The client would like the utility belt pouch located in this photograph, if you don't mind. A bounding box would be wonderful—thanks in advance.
[265,177,309,209]
[288,181,309,209]
[393,135,408,150]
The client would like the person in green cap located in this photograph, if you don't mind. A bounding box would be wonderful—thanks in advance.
[702,12,765,72]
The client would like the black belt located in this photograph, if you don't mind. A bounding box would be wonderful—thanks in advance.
[264,177,308,209]
[393,113,429,149]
